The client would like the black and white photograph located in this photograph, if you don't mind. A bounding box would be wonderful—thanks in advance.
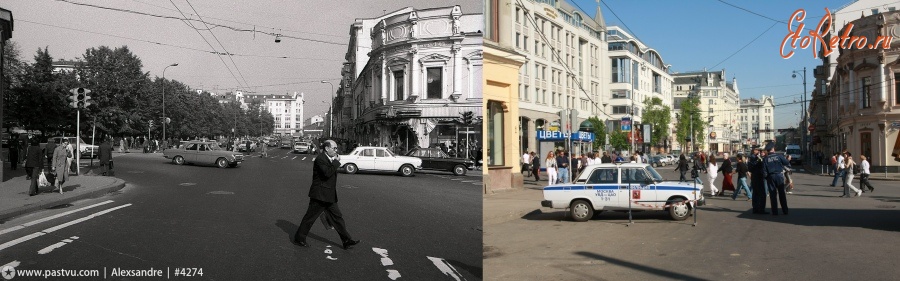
[0,0,483,280]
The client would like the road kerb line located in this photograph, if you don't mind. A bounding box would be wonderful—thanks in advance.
[0,200,115,236]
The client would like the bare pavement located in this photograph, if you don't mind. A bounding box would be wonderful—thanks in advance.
[484,165,900,280]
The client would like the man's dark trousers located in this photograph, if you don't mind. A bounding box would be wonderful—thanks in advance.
[767,174,788,215]
[294,198,351,243]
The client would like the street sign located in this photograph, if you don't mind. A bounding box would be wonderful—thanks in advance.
[808,124,815,131]
[621,117,632,132]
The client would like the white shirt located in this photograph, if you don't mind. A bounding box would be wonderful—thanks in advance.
[522,153,531,164]
[860,159,871,174]
[837,155,845,169]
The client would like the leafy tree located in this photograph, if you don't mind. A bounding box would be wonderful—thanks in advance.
[675,96,706,152]
[641,97,671,151]
[586,116,607,151]
[76,46,152,139]
[609,128,630,152]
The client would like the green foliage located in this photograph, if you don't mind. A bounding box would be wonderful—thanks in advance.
[641,97,671,149]
[675,97,707,152]
[609,128,630,151]
[587,116,607,150]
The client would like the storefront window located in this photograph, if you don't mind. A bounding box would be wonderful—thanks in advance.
[861,132,871,160]
[488,101,504,166]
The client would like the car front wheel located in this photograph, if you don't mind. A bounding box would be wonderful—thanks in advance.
[399,165,414,177]
[216,158,228,168]
[173,156,185,165]
[570,200,593,222]
[452,165,467,176]
[345,163,358,174]
[668,198,691,221]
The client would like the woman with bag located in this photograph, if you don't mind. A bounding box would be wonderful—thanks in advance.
[52,139,71,193]
[840,152,861,197]
[25,139,43,196]
[545,151,558,185]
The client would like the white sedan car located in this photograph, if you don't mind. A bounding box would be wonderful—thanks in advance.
[541,163,705,221]
[339,146,422,177]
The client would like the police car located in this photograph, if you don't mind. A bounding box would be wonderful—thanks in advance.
[541,163,705,221]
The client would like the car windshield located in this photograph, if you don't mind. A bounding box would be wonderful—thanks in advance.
[645,166,665,182]
[786,149,800,155]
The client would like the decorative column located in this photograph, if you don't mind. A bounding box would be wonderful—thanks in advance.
[878,55,887,105]
[380,54,387,104]
[410,46,419,100]
[451,43,462,100]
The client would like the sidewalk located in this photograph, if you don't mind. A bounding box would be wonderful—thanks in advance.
[803,163,900,181]
[484,174,550,226]
[0,148,134,221]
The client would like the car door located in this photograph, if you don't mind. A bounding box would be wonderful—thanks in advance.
[375,148,396,171]
[356,148,376,170]
[585,167,618,210]
[198,144,215,164]
[622,168,657,210]
[183,143,199,163]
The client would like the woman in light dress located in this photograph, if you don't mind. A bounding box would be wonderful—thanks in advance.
[545,151,558,185]
[707,154,719,196]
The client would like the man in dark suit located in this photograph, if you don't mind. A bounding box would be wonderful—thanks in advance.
[98,137,113,176]
[294,139,359,249]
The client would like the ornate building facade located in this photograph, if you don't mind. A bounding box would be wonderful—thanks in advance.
[337,6,483,154]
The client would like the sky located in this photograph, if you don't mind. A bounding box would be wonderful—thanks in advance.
[1,0,479,118]
[572,0,858,130]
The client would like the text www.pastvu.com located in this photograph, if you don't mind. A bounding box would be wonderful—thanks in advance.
[2,266,172,279]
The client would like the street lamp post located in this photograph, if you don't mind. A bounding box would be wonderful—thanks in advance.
[321,80,335,138]
[792,67,807,164]
[162,63,178,148]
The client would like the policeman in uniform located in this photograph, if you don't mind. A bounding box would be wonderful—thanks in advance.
[763,142,791,215]
[748,147,768,214]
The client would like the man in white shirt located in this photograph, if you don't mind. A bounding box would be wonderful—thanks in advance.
[859,155,875,192]
[521,150,532,174]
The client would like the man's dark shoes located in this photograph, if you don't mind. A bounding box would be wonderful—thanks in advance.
[342,239,360,250]
[293,240,309,248]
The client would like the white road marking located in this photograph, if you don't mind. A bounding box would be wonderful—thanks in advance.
[325,245,337,260]
[0,200,115,236]
[282,156,289,159]
[302,157,307,161]
[427,256,466,281]
[372,248,400,279]
[0,204,131,252]
[292,156,297,160]
[37,237,77,255]
[461,180,476,183]
[386,270,401,280]
[450,178,463,181]
[2,260,20,269]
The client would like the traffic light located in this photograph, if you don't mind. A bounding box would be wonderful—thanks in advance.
[68,88,92,108]
[149,120,155,127]
[558,110,567,131]
[458,111,474,125]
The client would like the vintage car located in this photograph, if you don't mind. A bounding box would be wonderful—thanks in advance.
[237,141,257,152]
[163,141,244,168]
[339,146,422,177]
[405,148,475,176]
[541,163,705,221]
[45,136,99,159]
[293,141,313,154]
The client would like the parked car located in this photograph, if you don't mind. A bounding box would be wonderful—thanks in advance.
[541,163,705,221]
[339,146,422,177]
[44,136,99,159]
[163,140,243,168]
[406,147,475,176]
[649,155,666,167]
[293,141,312,154]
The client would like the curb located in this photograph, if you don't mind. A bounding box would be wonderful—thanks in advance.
[0,178,127,222]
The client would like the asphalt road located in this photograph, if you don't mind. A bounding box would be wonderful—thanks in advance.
[0,148,483,280]
[484,162,900,281]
